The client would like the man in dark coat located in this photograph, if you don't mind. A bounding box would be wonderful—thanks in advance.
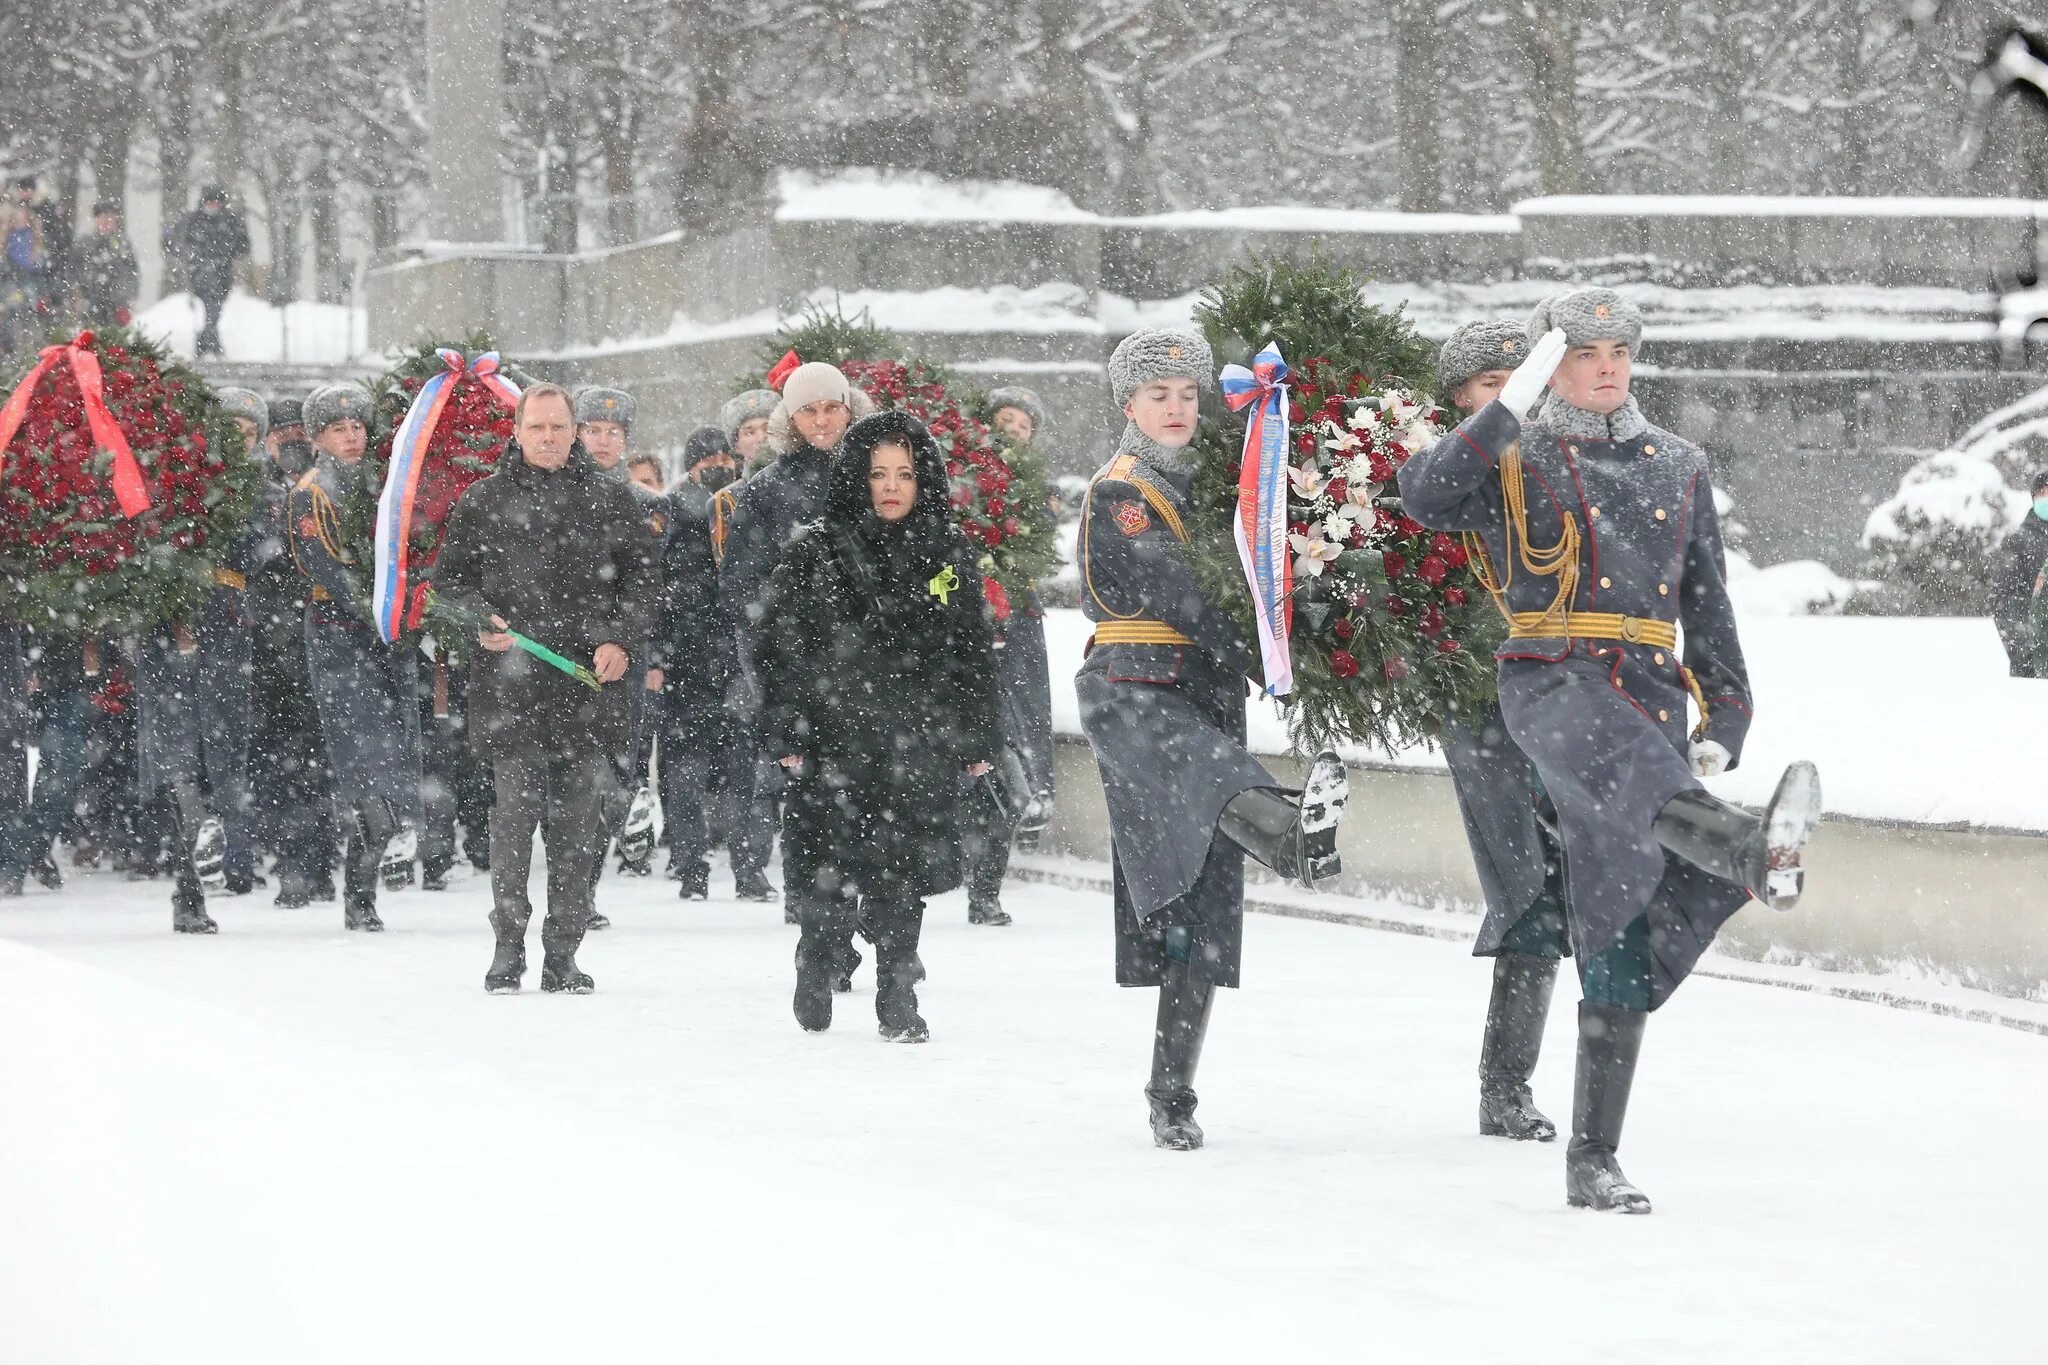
[69,199,139,327]
[754,409,1002,1041]
[290,381,423,931]
[1987,469,2048,677]
[1433,321,1572,1145]
[247,395,338,906]
[718,362,877,937]
[0,625,28,895]
[429,383,662,996]
[663,426,776,902]
[1400,287,1823,1214]
[169,186,250,357]
[1076,327,1352,1152]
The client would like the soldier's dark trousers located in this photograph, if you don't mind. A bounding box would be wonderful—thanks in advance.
[1497,889,1651,1012]
[489,752,602,953]
[662,718,771,877]
[0,688,88,878]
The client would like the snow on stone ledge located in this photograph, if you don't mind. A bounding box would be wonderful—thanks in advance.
[777,168,1096,224]
[1515,194,2048,218]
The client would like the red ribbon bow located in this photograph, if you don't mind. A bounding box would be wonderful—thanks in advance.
[0,330,153,519]
[766,348,803,393]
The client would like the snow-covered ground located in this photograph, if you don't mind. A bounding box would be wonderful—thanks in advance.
[133,289,366,365]
[1046,608,2048,832]
[3,863,2039,1362]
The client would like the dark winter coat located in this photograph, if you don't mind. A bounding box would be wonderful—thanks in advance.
[661,481,742,743]
[1400,395,1753,1008]
[1988,514,2048,678]
[429,441,663,763]
[69,229,138,318]
[754,410,1002,903]
[718,439,836,658]
[170,207,250,299]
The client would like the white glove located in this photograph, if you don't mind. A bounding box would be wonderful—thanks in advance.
[1497,328,1569,417]
[1689,740,1731,777]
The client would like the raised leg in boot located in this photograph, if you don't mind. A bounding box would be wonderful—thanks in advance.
[1480,951,1560,1140]
[1653,761,1821,909]
[871,896,929,1043]
[484,908,527,994]
[1566,1000,1651,1214]
[1146,929,1215,1150]
[169,835,218,935]
[1215,750,1349,890]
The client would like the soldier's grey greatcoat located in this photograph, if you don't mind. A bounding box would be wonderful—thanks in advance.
[1398,394,1754,1007]
[1440,711,1562,956]
[134,575,254,819]
[288,450,424,819]
[1075,428,1279,989]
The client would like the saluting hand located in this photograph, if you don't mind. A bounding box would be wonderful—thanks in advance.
[966,762,992,777]
[1498,328,1570,416]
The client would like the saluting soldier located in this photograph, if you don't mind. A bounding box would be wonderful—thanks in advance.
[130,386,269,931]
[289,381,424,932]
[1400,288,1823,1214]
[1433,324,1572,1144]
[1076,327,1351,1152]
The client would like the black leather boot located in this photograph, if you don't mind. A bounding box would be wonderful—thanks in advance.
[539,922,594,994]
[170,850,217,935]
[1653,761,1821,909]
[168,782,226,894]
[792,897,847,1032]
[1565,1001,1651,1214]
[1479,952,1559,1141]
[1216,750,1348,889]
[484,919,526,994]
[341,829,383,932]
[1145,945,1215,1150]
[872,898,930,1043]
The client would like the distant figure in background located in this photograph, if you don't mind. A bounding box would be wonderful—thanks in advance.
[1988,469,2048,678]
[69,199,138,328]
[1,180,49,356]
[169,185,250,357]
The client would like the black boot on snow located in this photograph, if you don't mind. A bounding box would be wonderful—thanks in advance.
[485,934,527,994]
[586,910,612,931]
[540,949,594,995]
[793,932,834,1032]
[1479,952,1560,1141]
[872,900,930,1043]
[172,875,218,934]
[274,872,316,909]
[1145,949,1215,1151]
[1565,1001,1652,1214]
[1217,751,1348,889]
[30,852,63,890]
[967,898,1012,927]
[675,861,710,901]
[1653,761,1821,910]
[615,785,657,872]
[735,870,780,903]
[342,832,384,932]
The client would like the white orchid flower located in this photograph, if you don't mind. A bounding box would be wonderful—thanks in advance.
[1290,529,1343,578]
[1287,462,1327,499]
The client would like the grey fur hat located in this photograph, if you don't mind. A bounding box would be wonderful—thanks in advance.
[267,396,304,431]
[303,381,373,437]
[986,385,1048,437]
[1525,286,1643,352]
[1438,321,1528,392]
[1109,327,1213,407]
[574,385,636,434]
[215,386,269,444]
[721,388,780,443]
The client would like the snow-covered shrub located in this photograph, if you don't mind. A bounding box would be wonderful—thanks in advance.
[1854,448,2026,615]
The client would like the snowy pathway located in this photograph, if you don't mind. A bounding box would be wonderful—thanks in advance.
[3,866,2038,1362]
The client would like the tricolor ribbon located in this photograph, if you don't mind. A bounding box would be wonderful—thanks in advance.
[1219,342,1294,697]
[373,348,521,644]
[0,330,153,519]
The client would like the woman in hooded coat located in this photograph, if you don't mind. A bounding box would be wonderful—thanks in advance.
[754,409,1002,1042]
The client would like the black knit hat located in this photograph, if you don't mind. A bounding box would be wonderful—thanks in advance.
[683,426,732,468]
[2029,469,2048,497]
[268,397,305,430]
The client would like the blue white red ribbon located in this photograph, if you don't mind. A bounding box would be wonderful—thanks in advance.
[1219,342,1293,697]
[373,348,521,643]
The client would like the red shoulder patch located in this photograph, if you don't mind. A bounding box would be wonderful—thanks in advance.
[1112,500,1151,537]
[297,516,319,539]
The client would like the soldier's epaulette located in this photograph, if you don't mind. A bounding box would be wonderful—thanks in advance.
[1088,456,1186,543]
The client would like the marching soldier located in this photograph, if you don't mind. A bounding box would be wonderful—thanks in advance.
[130,386,268,931]
[1400,288,1823,1214]
[290,381,424,931]
[1433,324,1572,1143]
[574,385,666,920]
[1076,327,1352,1152]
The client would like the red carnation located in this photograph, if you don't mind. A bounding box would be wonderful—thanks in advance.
[1329,650,1360,679]
[1382,551,1406,578]
[1333,617,1353,641]
[1383,657,1409,681]
[1385,593,1407,616]
[1417,554,1449,587]
[1419,605,1446,637]
[1445,587,1469,607]
[1437,639,1461,654]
